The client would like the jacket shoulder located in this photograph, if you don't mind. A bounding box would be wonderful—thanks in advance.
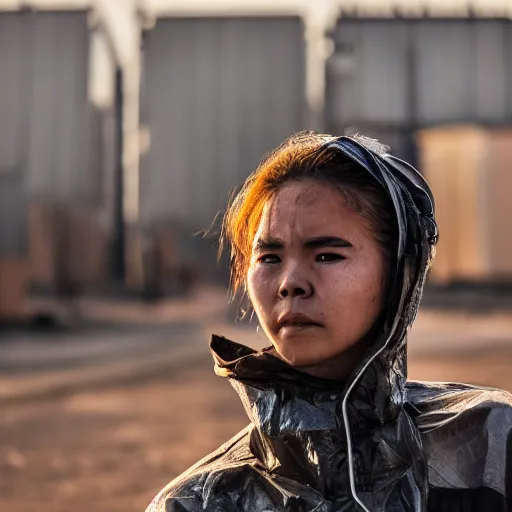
[406,380,512,497]
[145,424,255,512]
[406,380,512,422]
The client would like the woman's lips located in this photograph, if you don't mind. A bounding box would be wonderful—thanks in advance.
[276,314,322,331]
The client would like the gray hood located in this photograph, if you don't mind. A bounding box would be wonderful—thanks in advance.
[210,136,438,510]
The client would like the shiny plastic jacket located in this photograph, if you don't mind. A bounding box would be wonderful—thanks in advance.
[146,137,512,511]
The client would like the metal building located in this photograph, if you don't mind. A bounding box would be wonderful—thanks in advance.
[326,16,512,162]
[140,15,306,280]
[0,8,115,311]
[0,9,97,259]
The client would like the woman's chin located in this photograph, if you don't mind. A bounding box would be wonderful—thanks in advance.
[272,336,336,369]
[271,334,365,380]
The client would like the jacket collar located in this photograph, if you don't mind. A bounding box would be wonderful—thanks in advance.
[210,334,426,505]
[210,334,405,436]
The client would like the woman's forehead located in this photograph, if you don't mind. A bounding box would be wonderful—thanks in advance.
[254,181,369,242]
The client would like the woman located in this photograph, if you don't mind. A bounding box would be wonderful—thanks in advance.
[147,132,512,511]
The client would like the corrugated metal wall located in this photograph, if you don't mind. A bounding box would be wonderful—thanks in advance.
[327,20,412,127]
[141,16,306,230]
[415,19,511,124]
[0,10,98,257]
[0,13,30,256]
[0,176,27,256]
[0,13,28,177]
[25,12,96,202]
[326,17,512,160]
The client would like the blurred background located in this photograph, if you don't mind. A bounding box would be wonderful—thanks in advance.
[0,0,511,511]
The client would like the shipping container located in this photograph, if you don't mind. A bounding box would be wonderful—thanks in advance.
[140,16,306,282]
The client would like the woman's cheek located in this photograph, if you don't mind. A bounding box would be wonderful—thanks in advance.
[322,261,374,307]
[247,266,273,310]
[318,260,350,289]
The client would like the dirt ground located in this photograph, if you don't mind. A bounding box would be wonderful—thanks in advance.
[1,349,511,512]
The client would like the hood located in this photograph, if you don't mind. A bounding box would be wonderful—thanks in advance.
[212,136,439,511]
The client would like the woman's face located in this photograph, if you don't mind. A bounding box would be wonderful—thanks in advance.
[247,179,387,380]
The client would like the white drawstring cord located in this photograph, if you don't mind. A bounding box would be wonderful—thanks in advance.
[341,342,388,512]
[341,315,402,512]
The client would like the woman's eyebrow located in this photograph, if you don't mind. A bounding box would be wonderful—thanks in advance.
[253,237,285,250]
[304,236,353,249]
[254,236,353,250]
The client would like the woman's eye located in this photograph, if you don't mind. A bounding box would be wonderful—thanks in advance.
[316,253,345,263]
[258,254,281,264]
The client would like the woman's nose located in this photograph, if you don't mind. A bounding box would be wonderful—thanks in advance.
[278,272,313,299]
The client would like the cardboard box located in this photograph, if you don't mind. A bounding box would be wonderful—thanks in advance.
[485,130,512,278]
[417,125,512,283]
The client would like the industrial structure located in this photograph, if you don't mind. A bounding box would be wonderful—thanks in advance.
[0,0,511,318]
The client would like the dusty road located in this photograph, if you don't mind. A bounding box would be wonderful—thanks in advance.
[1,346,511,512]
